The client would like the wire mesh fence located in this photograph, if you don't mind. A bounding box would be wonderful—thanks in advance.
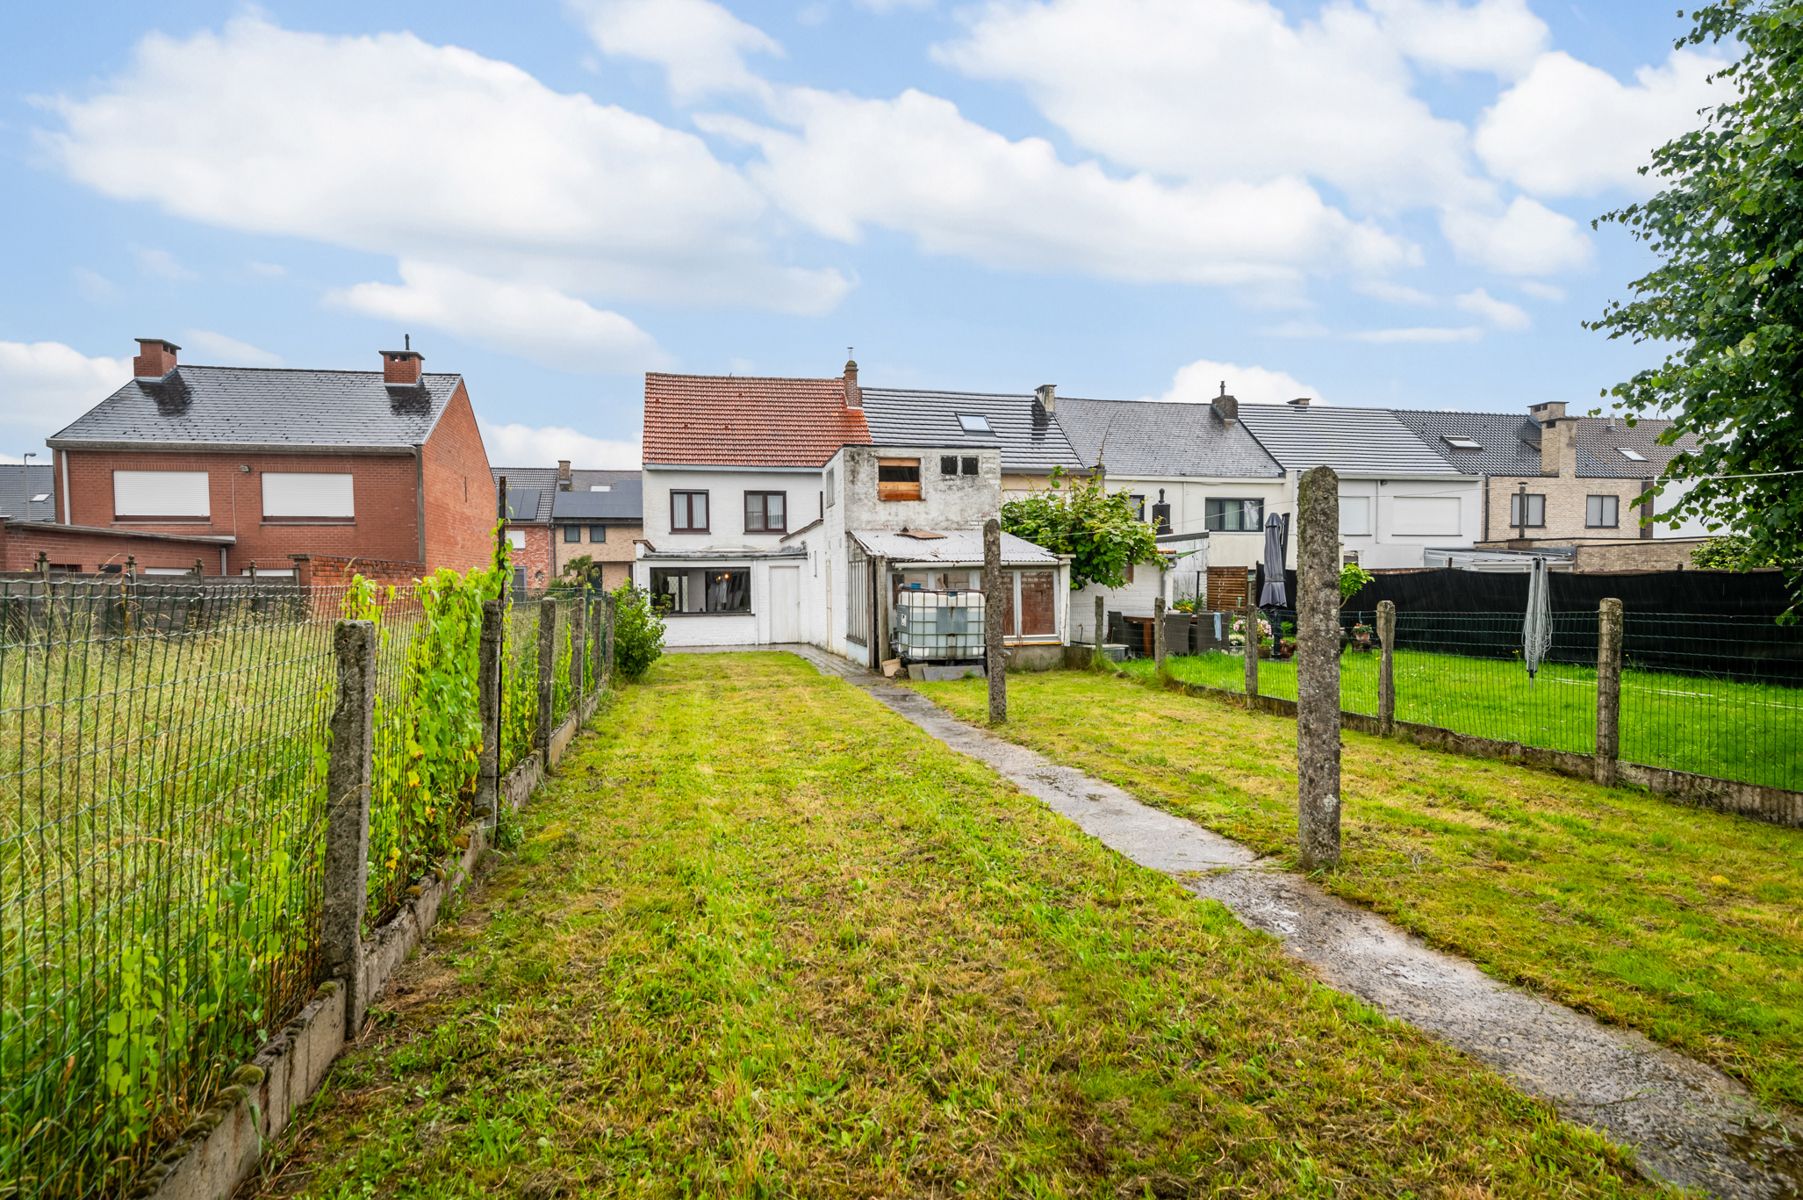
[1,576,617,1198]
[1144,605,1803,792]
[0,580,337,1199]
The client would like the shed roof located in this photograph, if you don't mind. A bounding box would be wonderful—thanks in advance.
[643,373,869,468]
[852,528,1060,566]
[1054,396,1282,478]
[858,388,1086,475]
[1236,403,1458,476]
[0,464,55,521]
[49,365,463,450]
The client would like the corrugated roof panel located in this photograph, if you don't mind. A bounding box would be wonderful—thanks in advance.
[852,528,1059,565]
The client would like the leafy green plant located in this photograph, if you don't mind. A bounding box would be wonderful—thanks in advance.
[1692,535,1797,572]
[1339,562,1375,605]
[1000,467,1159,590]
[549,554,607,596]
[610,583,665,681]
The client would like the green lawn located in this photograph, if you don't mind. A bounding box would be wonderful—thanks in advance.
[1121,649,1803,791]
[917,669,1803,1111]
[252,654,1663,1198]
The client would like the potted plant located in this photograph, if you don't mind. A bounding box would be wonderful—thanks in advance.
[1351,622,1374,650]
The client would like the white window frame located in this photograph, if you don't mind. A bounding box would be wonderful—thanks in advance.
[261,472,355,520]
[506,529,527,550]
[1340,495,1372,536]
[113,470,210,520]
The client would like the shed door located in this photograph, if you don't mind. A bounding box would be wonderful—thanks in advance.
[768,566,800,643]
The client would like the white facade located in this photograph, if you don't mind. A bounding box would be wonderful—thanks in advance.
[1326,474,1483,569]
[1099,476,1286,569]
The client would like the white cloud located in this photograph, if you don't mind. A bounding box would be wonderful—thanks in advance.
[566,0,780,100]
[1453,286,1530,331]
[134,246,195,281]
[480,419,640,469]
[72,267,116,302]
[700,87,1414,288]
[0,341,131,443]
[247,261,287,278]
[329,261,666,374]
[1519,279,1565,302]
[934,0,1487,212]
[182,329,283,366]
[1367,0,1548,76]
[1441,197,1592,275]
[43,17,845,321]
[1476,49,1727,197]
[1347,325,1483,344]
[1354,279,1435,306]
[856,0,935,10]
[1144,357,1321,407]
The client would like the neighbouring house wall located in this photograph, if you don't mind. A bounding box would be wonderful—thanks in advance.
[58,447,421,574]
[505,524,554,591]
[419,384,495,571]
[1001,472,1062,496]
[1333,476,1483,568]
[0,522,228,573]
[290,553,426,591]
[1101,475,1286,569]
[1484,474,1654,543]
[1073,561,1171,624]
[1569,539,1716,572]
[550,521,643,581]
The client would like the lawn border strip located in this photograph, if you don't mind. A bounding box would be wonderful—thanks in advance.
[1138,670,1803,828]
[127,691,604,1200]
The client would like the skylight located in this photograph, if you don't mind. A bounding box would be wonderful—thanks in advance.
[957,413,991,434]
[1617,448,1648,462]
[1442,436,1482,451]
[30,493,49,503]
[589,484,612,492]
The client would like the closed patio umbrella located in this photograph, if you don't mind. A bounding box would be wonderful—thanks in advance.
[1523,556,1552,680]
[1257,513,1288,608]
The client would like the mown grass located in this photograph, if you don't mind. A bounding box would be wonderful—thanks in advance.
[252,653,1667,1199]
[1124,649,1803,791]
[917,668,1803,1111]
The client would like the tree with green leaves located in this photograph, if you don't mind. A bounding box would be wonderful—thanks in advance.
[549,553,607,595]
[1000,468,1160,590]
[1590,0,1803,605]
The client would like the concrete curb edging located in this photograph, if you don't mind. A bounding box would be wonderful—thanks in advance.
[1149,673,1803,828]
[135,696,600,1200]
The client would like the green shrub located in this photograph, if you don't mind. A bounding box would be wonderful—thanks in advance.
[610,583,665,681]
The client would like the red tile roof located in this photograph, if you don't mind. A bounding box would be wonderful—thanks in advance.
[643,373,871,468]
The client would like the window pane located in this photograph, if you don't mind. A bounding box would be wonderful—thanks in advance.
[1019,571,1055,636]
[590,526,606,542]
[877,461,920,482]
[563,525,580,542]
[961,456,978,476]
[941,455,958,476]
[768,493,784,527]
[745,493,764,529]
[672,492,689,529]
[706,568,750,612]
[694,493,708,529]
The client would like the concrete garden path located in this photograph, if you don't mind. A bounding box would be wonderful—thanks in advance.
[765,646,1801,1200]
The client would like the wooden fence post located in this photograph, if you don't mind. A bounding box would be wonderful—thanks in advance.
[1153,595,1167,674]
[1596,597,1623,786]
[984,518,1006,724]
[1243,599,1259,699]
[538,598,557,769]
[1092,594,1107,670]
[1376,599,1396,737]
[1296,465,1342,871]
[476,600,503,823]
[324,619,376,1035]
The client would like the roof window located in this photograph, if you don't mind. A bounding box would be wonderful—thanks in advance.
[1441,436,1482,451]
[30,493,49,503]
[1617,447,1648,462]
[589,484,612,492]
[957,413,991,434]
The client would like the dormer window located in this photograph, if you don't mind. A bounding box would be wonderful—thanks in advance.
[957,413,991,434]
[1618,447,1647,462]
[1442,436,1482,451]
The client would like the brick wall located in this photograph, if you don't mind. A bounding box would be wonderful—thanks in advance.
[1485,475,1651,543]
[419,384,496,572]
[58,447,422,573]
[550,520,642,579]
[0,521,228,573]
[290,553,425,590]
[508,525,554,591]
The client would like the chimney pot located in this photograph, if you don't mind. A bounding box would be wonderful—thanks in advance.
[843,358,861,409]
[1035,383,1057,414]
[133,337,180,380]
[1529,400,1567,421]
[382,342,424,386]
[1212,390,1239,425]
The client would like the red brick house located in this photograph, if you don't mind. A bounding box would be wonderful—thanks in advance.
[40,338,494,576]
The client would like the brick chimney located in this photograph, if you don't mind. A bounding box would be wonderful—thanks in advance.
[1211,381,1238,426]
[382,336,424,386]
[1529,401,1575,477]
[557,460,572,489]
[1035,383,1057,414]
[133,338,180,380]
[1529,400,1566,422]
[843,358,861,409]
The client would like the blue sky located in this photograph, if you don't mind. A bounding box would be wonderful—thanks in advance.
[0,1,1725,466]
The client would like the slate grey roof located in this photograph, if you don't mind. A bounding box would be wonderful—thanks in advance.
[851,528,1059,566]
[0,464,55,521]
[859,388,1086,475]
[1054,397,1282,479]
[491,467,642,523]
[1390,409,1542,476]
[551,471,642,521]
[1573,417,1697,478]
[48,366,463,450]
[1236,404,1459,476]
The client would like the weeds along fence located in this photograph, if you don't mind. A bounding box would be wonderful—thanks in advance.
[1147,604,1803,798]
[0,575,615,1199]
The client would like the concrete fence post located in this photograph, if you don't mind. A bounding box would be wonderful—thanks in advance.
[571,596,588,702]
[602,593,617,686]
[984,518,1007,724]
[1295,465,1342,872]
[1092,594,1108,670]
[1243,599,1259,699]
[537,598,557,769]
[476,600,503,824]
[324,619,376,1035]
[1376,599,1396,737]
[589,595,604,689]
[1153,595,1167,674]
[1596,597,1623,786]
